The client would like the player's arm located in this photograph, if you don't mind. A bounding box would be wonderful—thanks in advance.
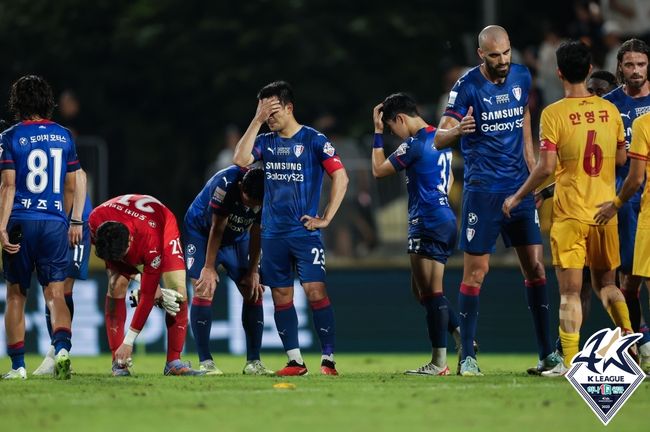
[0,169,19,253]
[67,169,86,246]
[503,149,557,217]
[615,142,628,167]
[522,106,535,172]
[433,107,475,150]
[371,103,397,178]
[302,167,349,231]
[195,213,228,297]
[241,222,263,302]
[594,157,646,224]
[534,182,555,208]
[233,98,282,167]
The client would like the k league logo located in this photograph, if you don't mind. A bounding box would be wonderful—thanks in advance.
[566,328,645,425]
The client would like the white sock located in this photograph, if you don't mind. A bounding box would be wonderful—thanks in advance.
[321,354,334,363]
[640,341,650,357]
[432,348,447,368]
[286,348,303,364]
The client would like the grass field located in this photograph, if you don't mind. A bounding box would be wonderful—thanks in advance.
[1,353,647,432]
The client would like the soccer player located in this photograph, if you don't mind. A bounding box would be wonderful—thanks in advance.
[232,81,348,376]
[371,93,459,376]
[503,40,630,376]
[587,70,618,96]
[602,39,650,370]
[1,75,80,380]
[89,194,203,376]
[434,25,559,375]
[33,169,92,376]
[184,166,273,375]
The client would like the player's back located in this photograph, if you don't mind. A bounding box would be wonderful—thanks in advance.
[0,120,79,223]
[540,95,624,224]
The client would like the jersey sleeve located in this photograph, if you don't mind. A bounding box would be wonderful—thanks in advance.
[387,138,420,171]
[521,67,532,106]
[66,134,81,172]
[615,110,626,149]
[629,117,650,161]
[210,172,239,216]
[539,107,559,152]
[442,77,470,121]
[252,135,265,162]
[314,133,344,175]
[0,132,15,170]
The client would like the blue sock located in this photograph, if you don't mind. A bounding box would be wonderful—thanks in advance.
[242,300,264,361]
[190,297,213,362]
[52,328,72,354]
[7,342,25,369]
[459,283,480,359]
[525,279,553,359]
[639,324,650,346]
[421,294,448,349]
[310,297,335,356]
[445,296,460,334]
[274,301,300,351]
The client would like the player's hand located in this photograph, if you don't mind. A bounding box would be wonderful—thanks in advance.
[240,272,264,302]
[158,287,183,316]
[254,97,282,124]
[301,215,329,231]
[115,343,133,365]
[68,224,82,247]
[594,201,618,225]
[373,103,384,133]
[196,267,218,298]
[502,194,521,218]
[458,106,476,136]
[0,229,20,254]
[533,191,544,209]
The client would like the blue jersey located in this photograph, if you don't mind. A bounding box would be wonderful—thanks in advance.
[252,126,344,238]
[603,86,650,204]
[444,64,531,193]
[184,165,261,246]
[0,120,80,224]
[387,125,455,234]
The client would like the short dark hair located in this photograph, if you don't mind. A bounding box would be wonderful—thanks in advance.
[257,81,295,106]
[616,38,650,82]
[556,41,592,84]
[589,70,617,87]
[241,168,264,202]
[95,222,130,261]
[9,75,55,121]
[380,93,420,123]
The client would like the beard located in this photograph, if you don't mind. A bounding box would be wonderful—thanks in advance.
[485,61,510,79]
[625,73,647,89]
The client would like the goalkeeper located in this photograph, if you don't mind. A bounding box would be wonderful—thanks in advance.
[89,194,203,377]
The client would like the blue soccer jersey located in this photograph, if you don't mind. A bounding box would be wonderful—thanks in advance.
[603,86,650,203]
[387,125,456,235]
[252,126,344,238]
[184,165,261,246]
[443,64,531,193]
[0,120,80,223]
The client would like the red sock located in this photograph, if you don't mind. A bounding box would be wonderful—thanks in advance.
[105,297,126,360]
[166,302,188,362]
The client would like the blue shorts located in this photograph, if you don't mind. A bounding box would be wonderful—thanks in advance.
[3,219,69,292]
[408,219,457,264]
[67,223,90,280]
[184,228,249,284]
[459,190,542,254]
[260,235,326,288]
[618,200,640,273]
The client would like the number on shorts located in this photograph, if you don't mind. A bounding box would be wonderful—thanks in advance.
[311,247,325,266]
[72,244,85,265]
[409,238,421,251]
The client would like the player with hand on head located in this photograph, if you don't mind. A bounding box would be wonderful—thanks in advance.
[434,25,558,376]
[504,41,630,376]
[371,93,462,376]
[184,167,273,375]
[1,75,80,380]
[233,81,348,376]
[89,194,203,376]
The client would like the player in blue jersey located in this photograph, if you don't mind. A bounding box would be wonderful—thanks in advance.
[233,81,348,376]
[33,169,92,376]
[0,75,82,380]
[434,26,559,376]
[603,39,650,371]
[184,166,273,375]
[371,93,460,376]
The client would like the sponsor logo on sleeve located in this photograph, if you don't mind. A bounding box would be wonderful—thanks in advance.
[395,143,408,156]
[323,142,336,157]
[448,91,458,106]
[213,187,227,202]
[150,255,162,270]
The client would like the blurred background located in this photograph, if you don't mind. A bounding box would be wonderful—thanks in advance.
[1,0,649,356]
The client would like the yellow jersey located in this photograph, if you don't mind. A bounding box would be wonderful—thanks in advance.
[539,95,625,225]
[629,112,650,229]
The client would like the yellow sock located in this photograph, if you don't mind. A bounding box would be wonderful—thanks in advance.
[607,301,632,332]
[559,326,580,367]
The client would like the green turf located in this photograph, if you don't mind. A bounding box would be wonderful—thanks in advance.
[0,353,647,432]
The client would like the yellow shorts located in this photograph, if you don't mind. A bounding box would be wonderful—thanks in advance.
[633,226,650,277]
[551,219,620,270]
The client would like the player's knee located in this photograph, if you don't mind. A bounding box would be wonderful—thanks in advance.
[528,260,546,280]
[271,288,293,305]
[560,281,582,295]
[303,282,327,302]
[467,265,489,286]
